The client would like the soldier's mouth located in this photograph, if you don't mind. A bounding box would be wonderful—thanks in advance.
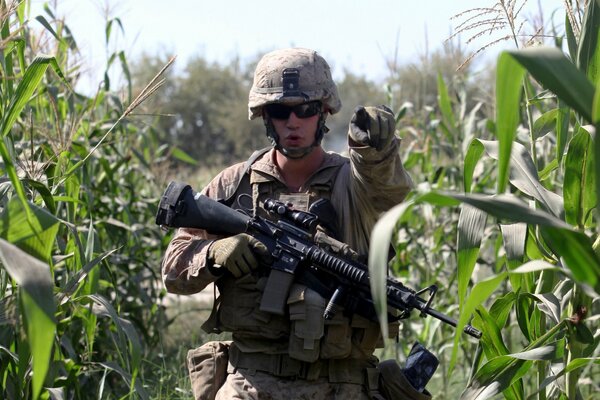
[284,135,303,145]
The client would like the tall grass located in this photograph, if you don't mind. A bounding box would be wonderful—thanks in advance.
[0,2,174,398]
[371,1,599,399]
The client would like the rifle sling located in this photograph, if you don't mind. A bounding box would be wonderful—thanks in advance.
[222,147,271,207]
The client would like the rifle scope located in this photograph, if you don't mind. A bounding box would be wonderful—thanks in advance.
[263,199,319,232]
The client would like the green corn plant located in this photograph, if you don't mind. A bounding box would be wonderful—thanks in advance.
[0,2,174,399]
[371,1,600,399]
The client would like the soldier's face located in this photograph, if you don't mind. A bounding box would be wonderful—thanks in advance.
[268,104,320,149]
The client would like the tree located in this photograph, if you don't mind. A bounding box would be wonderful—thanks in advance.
[130,54,268,168]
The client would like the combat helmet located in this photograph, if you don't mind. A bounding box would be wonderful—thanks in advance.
[249,48,342,158]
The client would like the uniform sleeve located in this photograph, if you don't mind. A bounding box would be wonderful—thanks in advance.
[348,136,413,212]
[161,227,220,294]
[332,136,413,255]
[160,164,245,294]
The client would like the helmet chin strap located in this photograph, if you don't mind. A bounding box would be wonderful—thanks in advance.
[264,112,328,160]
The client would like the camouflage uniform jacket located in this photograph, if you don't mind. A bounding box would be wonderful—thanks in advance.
[161,136,413,357]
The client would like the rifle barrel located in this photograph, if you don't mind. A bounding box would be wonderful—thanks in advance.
[414,298,482,339]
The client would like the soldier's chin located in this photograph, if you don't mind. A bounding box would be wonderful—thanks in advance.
[283,137,303,146]
[279,145,314,159]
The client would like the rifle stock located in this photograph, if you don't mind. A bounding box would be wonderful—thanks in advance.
[156,181,250,235]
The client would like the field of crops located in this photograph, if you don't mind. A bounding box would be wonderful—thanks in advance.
[0,1,598,399]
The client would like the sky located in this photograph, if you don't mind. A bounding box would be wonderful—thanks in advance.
[29,0,566,94]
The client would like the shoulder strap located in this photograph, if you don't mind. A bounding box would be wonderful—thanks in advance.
[222,147,271,207]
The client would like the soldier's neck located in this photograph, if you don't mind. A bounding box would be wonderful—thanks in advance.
[275,147,325,192]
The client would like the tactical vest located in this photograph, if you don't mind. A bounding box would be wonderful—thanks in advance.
[203,151,399,363]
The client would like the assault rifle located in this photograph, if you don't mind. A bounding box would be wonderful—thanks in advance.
[156,181,482,339]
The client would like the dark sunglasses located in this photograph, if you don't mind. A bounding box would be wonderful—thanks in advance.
[265,101,322,120]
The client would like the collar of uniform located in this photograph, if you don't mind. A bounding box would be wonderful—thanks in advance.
[250,148,348,186]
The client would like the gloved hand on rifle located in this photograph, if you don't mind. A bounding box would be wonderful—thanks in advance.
[207,233,270,278]
[348,105,396,151]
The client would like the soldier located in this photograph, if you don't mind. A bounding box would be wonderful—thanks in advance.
[161,48,418,399]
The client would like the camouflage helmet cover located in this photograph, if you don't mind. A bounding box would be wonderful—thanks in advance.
[248,48,342,120]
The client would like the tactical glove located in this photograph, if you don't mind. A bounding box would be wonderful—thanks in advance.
[208,233,269,278]
[348,105,396,151]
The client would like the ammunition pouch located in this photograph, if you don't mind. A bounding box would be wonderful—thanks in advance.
[288,284,326,362]
[211,274,290,339]
[228,343,377,385]
[321,311,352,359]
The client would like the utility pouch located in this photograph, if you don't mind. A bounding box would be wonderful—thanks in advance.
[321,312,352,359]
[217,274,289,338]
[378,359,432,400]
[187,341,231,400]
[288,284,326,362]
[351,315,382,353]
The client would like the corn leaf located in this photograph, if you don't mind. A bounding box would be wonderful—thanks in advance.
[0,197,59,263]
[34,15,60,41]
[420,192,600,292]
[510,260,564,275]
[22,178,56,214]
[577,0,600,86]
[369,200,415,340]
[556,101,570,163]
[530,293,561,325]
[496,52,526,193]
[171,147,199,166]
[462,345,560,400]
[465,132,564,221]
[437,72,457,140]
[507,47,595,123]
[475,307,522,400]
[0,196,59,332]
[500,223,527,265]
[461,356,532,400]
[451,273,507,373]
[564,126,596,228]
[118,51,132,103]
[463,139,485,193]
[58,249,118,305]
[457,204,487,310]
[516,293,534,341]
[489,292,517,331]
[476,307,510,358]
[477,139,564,218]
[540,226,600,293]
[97,361,149,400]
[0,239,56,400]
[595,81,600,222]
[565,13,578,61]
[448,193,600,292]
[89,295,142,381]
[2,55,57,137]
[500,223,527,291]
[0,55,67,224]
[529,357,600,399]
[532,108,558,140]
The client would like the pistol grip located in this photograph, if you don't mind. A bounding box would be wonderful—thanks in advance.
[259,269,294,315]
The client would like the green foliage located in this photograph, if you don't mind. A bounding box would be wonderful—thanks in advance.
[130,53,268,168]
[2,1,599,399]
[370,2,600,399]
[0,3,171,399]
